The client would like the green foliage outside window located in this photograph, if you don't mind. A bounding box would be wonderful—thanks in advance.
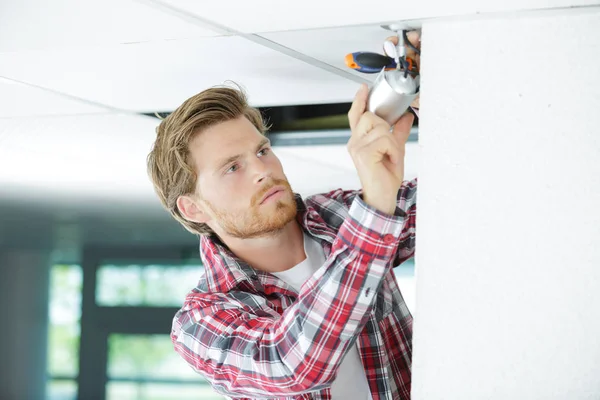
[46,263,223,400]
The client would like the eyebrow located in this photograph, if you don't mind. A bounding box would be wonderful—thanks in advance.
[215,137,271,173]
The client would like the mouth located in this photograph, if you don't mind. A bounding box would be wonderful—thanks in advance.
[259,186,285,204]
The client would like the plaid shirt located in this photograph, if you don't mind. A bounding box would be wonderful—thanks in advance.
[171,178,417,400]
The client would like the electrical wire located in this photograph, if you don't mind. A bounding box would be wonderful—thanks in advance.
[397,57,411,79]
[402,30,421,56]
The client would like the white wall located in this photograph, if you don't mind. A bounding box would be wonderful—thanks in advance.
[413,7,600,399]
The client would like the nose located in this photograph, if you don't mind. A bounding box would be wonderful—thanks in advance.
[250,156,271,185]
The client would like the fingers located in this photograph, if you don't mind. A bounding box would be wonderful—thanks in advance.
[392,112,415,145]
[354,111,388,137]
[348,84,369,131]
[360,130,404,165]
[383,30,421,57]
[405,30,421,48]
[404,31,421,65]
[385,35,398,47]
[410,97,420,109]
[348,120,403,165]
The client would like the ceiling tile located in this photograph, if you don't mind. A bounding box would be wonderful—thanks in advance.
[158,0,417,32]
[157,0,599,33]
[0,78,109,118]
[0,36,360,112]
[261,25,400,85]
[0,0,221,52]
[0,111,419,207]
[0,113,159,200]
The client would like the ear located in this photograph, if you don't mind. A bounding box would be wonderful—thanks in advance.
[176,194,211,224]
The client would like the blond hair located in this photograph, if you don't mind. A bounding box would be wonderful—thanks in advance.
[147,83,268,236]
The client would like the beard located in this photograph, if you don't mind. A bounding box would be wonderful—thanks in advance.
[204,177,298,239]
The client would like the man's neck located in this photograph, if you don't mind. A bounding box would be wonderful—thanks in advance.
[221,221,306,274]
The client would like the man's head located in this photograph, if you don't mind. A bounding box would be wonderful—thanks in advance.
[147,84,297,239]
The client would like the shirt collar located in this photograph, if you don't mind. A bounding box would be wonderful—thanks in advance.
[198,193,336,293]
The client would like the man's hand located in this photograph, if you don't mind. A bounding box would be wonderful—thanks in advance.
[347,84,415,215]
[385,30,421,109]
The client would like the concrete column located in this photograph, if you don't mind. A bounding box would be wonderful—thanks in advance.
[412,7,600,399]
[0,248,51,400]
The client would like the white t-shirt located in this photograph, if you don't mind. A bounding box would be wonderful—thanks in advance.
[272,233,373,400]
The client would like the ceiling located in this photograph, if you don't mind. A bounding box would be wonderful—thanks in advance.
[3,0,596,248]
[0,0,427,249]
[0,0,423,204]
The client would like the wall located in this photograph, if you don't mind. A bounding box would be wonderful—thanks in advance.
[412,7,600,399]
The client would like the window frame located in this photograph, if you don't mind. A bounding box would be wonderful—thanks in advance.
[76,244,208,400]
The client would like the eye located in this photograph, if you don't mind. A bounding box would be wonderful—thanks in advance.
[226,164,239,174]
[257,147,270,157]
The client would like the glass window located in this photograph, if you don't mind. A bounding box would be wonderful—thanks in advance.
[107,334,223,400]
[46,264,82,378]
[106,382,223,400]
[46,379,78,400]
[107,334,202,381]
[394,257,416,313]
[96,264,203,307]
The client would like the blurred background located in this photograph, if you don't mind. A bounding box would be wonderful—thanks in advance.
[0,1,419,399]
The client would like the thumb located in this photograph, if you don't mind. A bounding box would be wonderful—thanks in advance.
[392,112,415,145]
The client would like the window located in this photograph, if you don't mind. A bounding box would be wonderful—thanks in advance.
[95,263,221,398]
[106,334,223,400]
[46,261,213,400]
[106,382,221,400]
[45,256,416,400]
[108,334,199,381]
[46,264,82,400]
[96,264,202,307]
[46,381,78,400]
[394,257,416,313]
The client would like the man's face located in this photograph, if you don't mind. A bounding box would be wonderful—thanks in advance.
[189,116,297,239]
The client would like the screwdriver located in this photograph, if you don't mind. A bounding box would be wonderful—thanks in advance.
[345,51,418,75]
[344,52,397,73]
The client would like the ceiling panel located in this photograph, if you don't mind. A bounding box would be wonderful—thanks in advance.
[0,36,360,112]
[0,0,221,52]
[0,113,158,200]
[0,110,419,210]
[157,0,422,33]
[0,112,350,201]
[261,25,400,84]
[0,78,109,118]
[156,0,600,33]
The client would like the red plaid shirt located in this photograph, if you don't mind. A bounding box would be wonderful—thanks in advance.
[171,178,417,399]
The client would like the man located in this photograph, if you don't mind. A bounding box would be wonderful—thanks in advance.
[147,33,419,400]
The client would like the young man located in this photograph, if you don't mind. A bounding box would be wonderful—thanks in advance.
[147,34,419,400]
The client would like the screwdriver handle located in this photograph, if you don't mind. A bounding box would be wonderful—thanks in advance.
[345,52,397,73]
